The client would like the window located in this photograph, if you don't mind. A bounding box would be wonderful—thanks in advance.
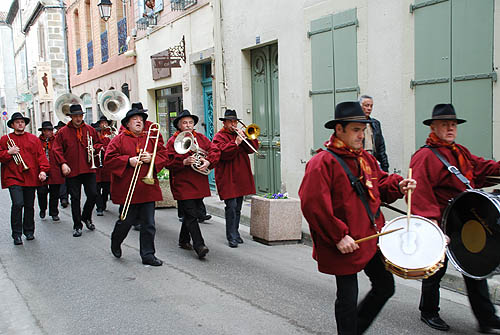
[37,23,46,60]
[121,83,129,98]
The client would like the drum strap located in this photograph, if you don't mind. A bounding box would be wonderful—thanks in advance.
[423,145,472,190]
[326,149,380,229]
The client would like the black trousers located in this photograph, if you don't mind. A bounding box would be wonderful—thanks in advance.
[334,251,395,335]
[178,199,206,250]
[66,173,97,229]
[37,184,61,216]
[8,185,36,238]
[177,200,207,219]
[224,196,243,242]
[59,181,68,202]
[112,202,156,261]
[96,181,110,211]
[420,257,497,326]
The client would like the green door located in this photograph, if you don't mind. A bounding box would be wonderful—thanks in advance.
[412,0,495,158]
[251,44,281,194]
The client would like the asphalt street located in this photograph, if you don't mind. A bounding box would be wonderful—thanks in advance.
[0,188,487,335]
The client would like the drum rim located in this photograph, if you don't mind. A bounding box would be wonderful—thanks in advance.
[379,215,446,270]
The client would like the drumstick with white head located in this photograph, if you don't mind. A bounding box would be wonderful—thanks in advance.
[407,168,412,231]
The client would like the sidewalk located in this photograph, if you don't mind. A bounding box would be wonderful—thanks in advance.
[203,195,500,304]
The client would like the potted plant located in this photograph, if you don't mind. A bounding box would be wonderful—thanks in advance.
[155,169,177,208]
[250,192,302,244]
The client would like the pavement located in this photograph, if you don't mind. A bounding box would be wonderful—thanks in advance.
[203,194,500,305]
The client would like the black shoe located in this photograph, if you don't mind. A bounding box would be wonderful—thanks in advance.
[25,233,35,241]
[83,219,95,231]
[236,237,244,244]
[480,317,500,334]
[111,241,122,258]
[52,215,60,222]
[40,210,46,219]
[96,210,103,216]
[198,214,212,223]
[61,200,69,208]
[178,217,184,223]
[196,246,209,259]
[178,242,193,250]
[420,315,450,331]
[142,257,163,266]
[73,228,82,237]
[133,224,141,231]
[13,236,23,245]
[228,240,238,248]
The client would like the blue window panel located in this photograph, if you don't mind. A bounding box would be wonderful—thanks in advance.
[101,31,109,63]
[87,40,94,69]
[117,18,128,54]
[76,48,82,74]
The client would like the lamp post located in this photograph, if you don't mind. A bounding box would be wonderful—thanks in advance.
[97,0,112,22]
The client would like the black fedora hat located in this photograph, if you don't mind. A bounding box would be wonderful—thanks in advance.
[54,121,66,130]
[131,102,148,112]
[7,112,30,128]
[121,108,148,127]
[91,122,100,131]
[68,104,84,115]
[38,121,54,131]
[423,103,466,126]
[324,101,371,129]
[219,109,240,121]
[173,110,199,130]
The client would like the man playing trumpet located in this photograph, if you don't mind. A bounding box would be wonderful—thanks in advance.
[52,104,102,237]
[0,112,49,245]
[213,109,259,248]
[105,107,168,266]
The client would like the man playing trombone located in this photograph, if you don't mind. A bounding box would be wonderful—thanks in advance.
[105,107,167,266]
[213,109,259,248]
[0,112,49,245]
[52,104,102,237]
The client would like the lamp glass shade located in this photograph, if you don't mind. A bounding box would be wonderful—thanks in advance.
[98,0,112,21]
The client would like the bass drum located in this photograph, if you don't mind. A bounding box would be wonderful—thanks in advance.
[443,189,500,279]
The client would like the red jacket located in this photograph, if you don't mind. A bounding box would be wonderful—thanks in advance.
[52,122,102,178]
[165,131,220,200]
[410,144,500,224]
[104,130,168,205]
[299,147,403,275]
[0,132,50,188]
[96,135,111,183]
[39,134,65,185]
[213,129,258,200]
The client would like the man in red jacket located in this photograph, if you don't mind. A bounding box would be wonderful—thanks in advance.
[105,108,167,266]
[299,102,415,335]
[37,121,65,222]
[213,109,258,248]
[0,113,49,245]
[94,116,112,216]
[166,110,220,259]
[52,104,102,237]
[410,104,500,334]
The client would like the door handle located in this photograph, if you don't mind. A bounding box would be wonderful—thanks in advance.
[276,141,280,147]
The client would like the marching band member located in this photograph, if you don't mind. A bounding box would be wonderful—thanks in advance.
[36,121,64,222]
[299,102,415,334]
[213,109,258,248]
[95,116,112,216]
[52,104,102,237]
[0,113,49,245]
[165,110,220,259]
[54,121,69,209]
[410,104,500,333]
[105,107,168,266]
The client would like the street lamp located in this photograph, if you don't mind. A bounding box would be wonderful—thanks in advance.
[97,0,112,22]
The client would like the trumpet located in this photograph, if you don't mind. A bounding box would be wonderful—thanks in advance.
[87,132,97,169]
[96,148,104,168]
[173,131,211,175]
[6,134,29,171]
[121,123,160,221]
[232,121,264,157]
[102,125,118,138]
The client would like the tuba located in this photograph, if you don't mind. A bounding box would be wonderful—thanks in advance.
[98,90,130,122]
[55,93,83,122]
[174,131,210,175]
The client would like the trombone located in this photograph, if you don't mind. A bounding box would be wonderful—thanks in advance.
[233,121,264,158]
[87,132,97,169]
[121,123,160,221]
[6,134,29,171]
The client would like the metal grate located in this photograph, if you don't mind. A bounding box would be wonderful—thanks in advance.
[136,14,157,30]
[101,31,109,63]
[170,0,197,11]
[87,40,94,69]
[76,48,82,74]
[117,18,128,54]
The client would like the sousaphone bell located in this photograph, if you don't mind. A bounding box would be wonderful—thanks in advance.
[55,93,83,122]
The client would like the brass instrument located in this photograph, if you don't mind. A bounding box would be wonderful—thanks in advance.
[87,131,97,169]
[96,148,104,168]
[7,134,29,171]
[233,121,264,157]
[55,93,83,122]
[102,125,118,138]
[121,123,161,221]
[173,131,210,175]
[98,90,130,122]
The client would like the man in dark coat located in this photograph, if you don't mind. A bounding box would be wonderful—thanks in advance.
[299,101,415,334]
[410,103,500,333]
[213,109,258,248]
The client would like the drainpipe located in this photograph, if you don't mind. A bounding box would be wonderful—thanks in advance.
[58,0,71,93]
[213,0,226,120]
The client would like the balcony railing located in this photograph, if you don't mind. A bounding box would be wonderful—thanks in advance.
[76,48,82,74]
[87,40,94,69]
[101,30,109,63]
[171,0,197,11]
[117,18,128,54]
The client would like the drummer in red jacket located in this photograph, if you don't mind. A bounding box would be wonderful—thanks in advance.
[213,109,258,248]
[0,112,49,245]
[410,104,500,333]
[299,101,415,335]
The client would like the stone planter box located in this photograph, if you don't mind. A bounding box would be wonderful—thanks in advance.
[250,196,302,244]
[155,179,177,208]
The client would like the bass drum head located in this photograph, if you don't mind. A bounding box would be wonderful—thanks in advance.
[444,190,500,279]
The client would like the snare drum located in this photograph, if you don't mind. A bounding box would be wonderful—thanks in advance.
[378,215,446,279]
